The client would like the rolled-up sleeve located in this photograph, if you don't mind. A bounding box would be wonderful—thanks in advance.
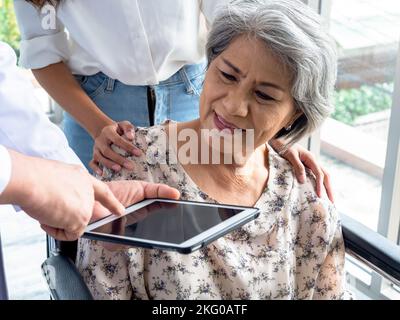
[0,146,12,195]
[13,0,70,69]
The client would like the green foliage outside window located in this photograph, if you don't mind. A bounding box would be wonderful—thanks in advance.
[0,0,20,55]
[332,82,393,125]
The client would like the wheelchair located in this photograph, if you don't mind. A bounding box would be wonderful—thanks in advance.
[2,213,400,300]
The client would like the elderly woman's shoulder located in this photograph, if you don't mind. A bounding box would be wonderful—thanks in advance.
[134,125,167,151]
[101,124,169,181]
[298,168,338,225]
[271,151,338,224]
[110,124,167,157]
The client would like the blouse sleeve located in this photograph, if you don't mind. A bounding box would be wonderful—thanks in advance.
[13,0,70,69]
[312,210,353,299]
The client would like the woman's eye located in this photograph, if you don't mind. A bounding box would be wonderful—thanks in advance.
[255,90,274,101]
[220,71,237,82]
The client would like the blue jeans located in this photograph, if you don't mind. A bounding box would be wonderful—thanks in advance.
[63,62,205,170]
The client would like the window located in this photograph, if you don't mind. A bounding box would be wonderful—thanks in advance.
[307,0,400,299]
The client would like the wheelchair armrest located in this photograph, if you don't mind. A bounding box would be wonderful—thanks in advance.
[41,254,93,300]
[341,213,400,286]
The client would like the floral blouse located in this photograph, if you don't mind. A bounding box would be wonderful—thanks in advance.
[76,123,349,300]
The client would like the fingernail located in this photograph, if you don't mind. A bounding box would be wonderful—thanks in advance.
[115,204,125,215]
[126,130,135,140]
[132,148,142,156]
[123,161,134,170]
[96,169,103,176]
[112,165,121,171]
[299,175,305,184]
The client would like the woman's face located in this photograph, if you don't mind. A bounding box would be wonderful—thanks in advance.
[200,36,300,151]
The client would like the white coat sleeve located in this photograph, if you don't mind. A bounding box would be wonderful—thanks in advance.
[0,41,82,167]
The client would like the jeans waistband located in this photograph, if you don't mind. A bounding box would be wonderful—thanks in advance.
[158,60,206,86]
[76,60,206,90]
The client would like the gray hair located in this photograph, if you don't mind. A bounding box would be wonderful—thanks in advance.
[206,0,337,150]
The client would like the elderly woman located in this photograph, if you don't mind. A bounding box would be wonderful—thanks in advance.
[77,0,348,299]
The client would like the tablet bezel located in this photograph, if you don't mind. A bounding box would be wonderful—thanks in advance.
[83,199,260,254]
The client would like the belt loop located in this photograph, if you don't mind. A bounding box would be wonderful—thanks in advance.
[106,77,115,92]
[179,67,199,96]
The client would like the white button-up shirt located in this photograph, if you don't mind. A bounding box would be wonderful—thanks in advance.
[14,0,229,86]
[0,41,82,196]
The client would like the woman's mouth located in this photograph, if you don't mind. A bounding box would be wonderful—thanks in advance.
[213,112,238,133]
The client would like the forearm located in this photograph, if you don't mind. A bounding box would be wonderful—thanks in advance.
[32,62,114,138]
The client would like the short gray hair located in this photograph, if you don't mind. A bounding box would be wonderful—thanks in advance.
[206,0,337,149]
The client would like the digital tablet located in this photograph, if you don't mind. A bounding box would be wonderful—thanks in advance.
[83,199,260,254]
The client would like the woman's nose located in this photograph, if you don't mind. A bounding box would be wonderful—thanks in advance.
[223,90,249,118]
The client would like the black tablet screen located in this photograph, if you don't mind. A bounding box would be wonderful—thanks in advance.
[91,201,243,244]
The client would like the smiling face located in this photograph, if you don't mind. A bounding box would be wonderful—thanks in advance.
[200,35,301,151]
